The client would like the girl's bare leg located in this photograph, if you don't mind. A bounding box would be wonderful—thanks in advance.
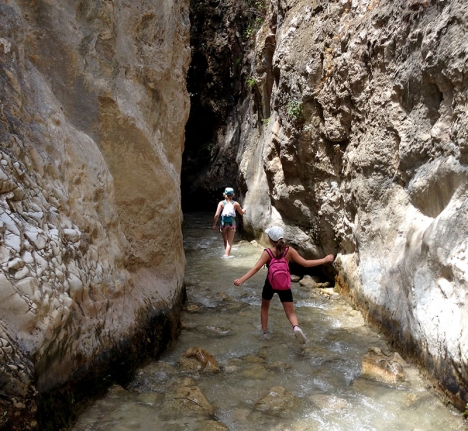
[261,298,271,332]
[224,229,235,256]
[282,301,299,327]
[221,229,228,251]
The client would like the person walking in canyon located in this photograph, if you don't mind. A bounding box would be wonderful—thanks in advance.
[212,187,246,258]
[234,226,334,344]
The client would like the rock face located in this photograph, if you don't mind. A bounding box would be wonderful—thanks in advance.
[0,0,190,429]
[189,0,468,410]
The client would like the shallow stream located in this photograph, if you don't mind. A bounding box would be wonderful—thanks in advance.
[72,212,465,431]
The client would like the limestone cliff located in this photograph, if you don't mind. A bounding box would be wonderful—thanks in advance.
[190,0,468,409]
[0,0,190,429]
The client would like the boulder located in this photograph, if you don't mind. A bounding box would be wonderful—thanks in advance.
[254,386,300,416]
[162,384,214,416]
[299,276,317,289]
[180,347,220,373]
[361,347,406,384]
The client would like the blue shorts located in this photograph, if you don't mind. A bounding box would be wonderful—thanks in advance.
[262,278,293,303]
[221,220,236,231]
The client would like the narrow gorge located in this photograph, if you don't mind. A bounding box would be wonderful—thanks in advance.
[0,0,467,430]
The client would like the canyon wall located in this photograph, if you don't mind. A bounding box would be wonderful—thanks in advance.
[193,0,468,409]
[0,0,190,429]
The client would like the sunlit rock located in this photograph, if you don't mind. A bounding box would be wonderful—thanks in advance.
[0,0,190,427]
[162,384,214,416]
[241,364,268,379]
[180,347,220,373]
[299,276,317,289]
[186,0,468,409]
[254,386,300,416]
[361,347,406,384]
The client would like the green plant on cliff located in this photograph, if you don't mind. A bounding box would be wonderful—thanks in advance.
[286,100,303,121]
[243,0,265,40]
[246,76,256,88]
[463,403,468,419]
[245,0,265,11]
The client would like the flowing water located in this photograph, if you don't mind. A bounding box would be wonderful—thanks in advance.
[72,212,466,431]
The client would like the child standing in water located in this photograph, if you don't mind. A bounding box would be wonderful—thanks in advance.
[213,187,246,258]
[234,226,334,344]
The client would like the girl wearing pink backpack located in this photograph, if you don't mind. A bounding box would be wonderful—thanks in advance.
[234,226,334,344]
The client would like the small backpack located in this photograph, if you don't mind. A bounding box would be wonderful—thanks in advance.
[265,247,290,290]
[221,200,236,223]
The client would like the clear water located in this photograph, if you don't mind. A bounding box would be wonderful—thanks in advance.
[72,212,466,431]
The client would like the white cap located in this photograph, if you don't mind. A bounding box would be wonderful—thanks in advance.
[265,226,284,242]
[224,187,234,196]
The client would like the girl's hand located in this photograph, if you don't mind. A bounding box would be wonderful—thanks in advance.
[212,225,217,232]
[324,254,334,263]
[234,279,243,286]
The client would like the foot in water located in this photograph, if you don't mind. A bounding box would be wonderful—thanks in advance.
[293,326,306,344]
[222,255,234,259]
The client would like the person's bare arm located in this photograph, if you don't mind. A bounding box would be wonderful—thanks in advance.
[234,201,246,215]
[288,247,334,267]
[234,250,269,286]
[213,202,223,231]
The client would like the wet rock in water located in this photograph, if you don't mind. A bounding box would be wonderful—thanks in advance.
[266,361,292,372]
[254,386,300,416]
[136,392,164,406]
[403,392,436,408]
[180,347,220,373]
[308,393,350,411]
[181,321,198,330]
[361,347,406,384]
[320,287,339,297]
[196,419,230,430]
[214,292,229,302]
[231,408,250,422]
[243,354,267,364]
[201,325,232,337]
[352,377,386,397]
[299,275,317,289]
[241,364,268,379]
[107,384,127,396]
[162,384,214,416]
[127,361,177,393]
[185,304,203,313]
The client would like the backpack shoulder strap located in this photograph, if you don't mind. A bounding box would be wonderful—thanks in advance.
[264,248,274,260]
[282,246,289,258]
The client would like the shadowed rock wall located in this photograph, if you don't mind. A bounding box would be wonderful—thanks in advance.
[0,0,190,429]
[191,0,468,409]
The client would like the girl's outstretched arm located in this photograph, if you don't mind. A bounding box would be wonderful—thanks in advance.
[234,201,246,215]
[234,250,269,286]
[288,247,334,267]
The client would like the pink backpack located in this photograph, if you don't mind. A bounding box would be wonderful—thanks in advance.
[265,247,290,290]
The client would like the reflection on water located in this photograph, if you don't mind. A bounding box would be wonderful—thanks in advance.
[72,212,465,431]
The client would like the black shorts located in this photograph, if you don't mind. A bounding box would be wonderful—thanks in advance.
[262,278,293,303]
